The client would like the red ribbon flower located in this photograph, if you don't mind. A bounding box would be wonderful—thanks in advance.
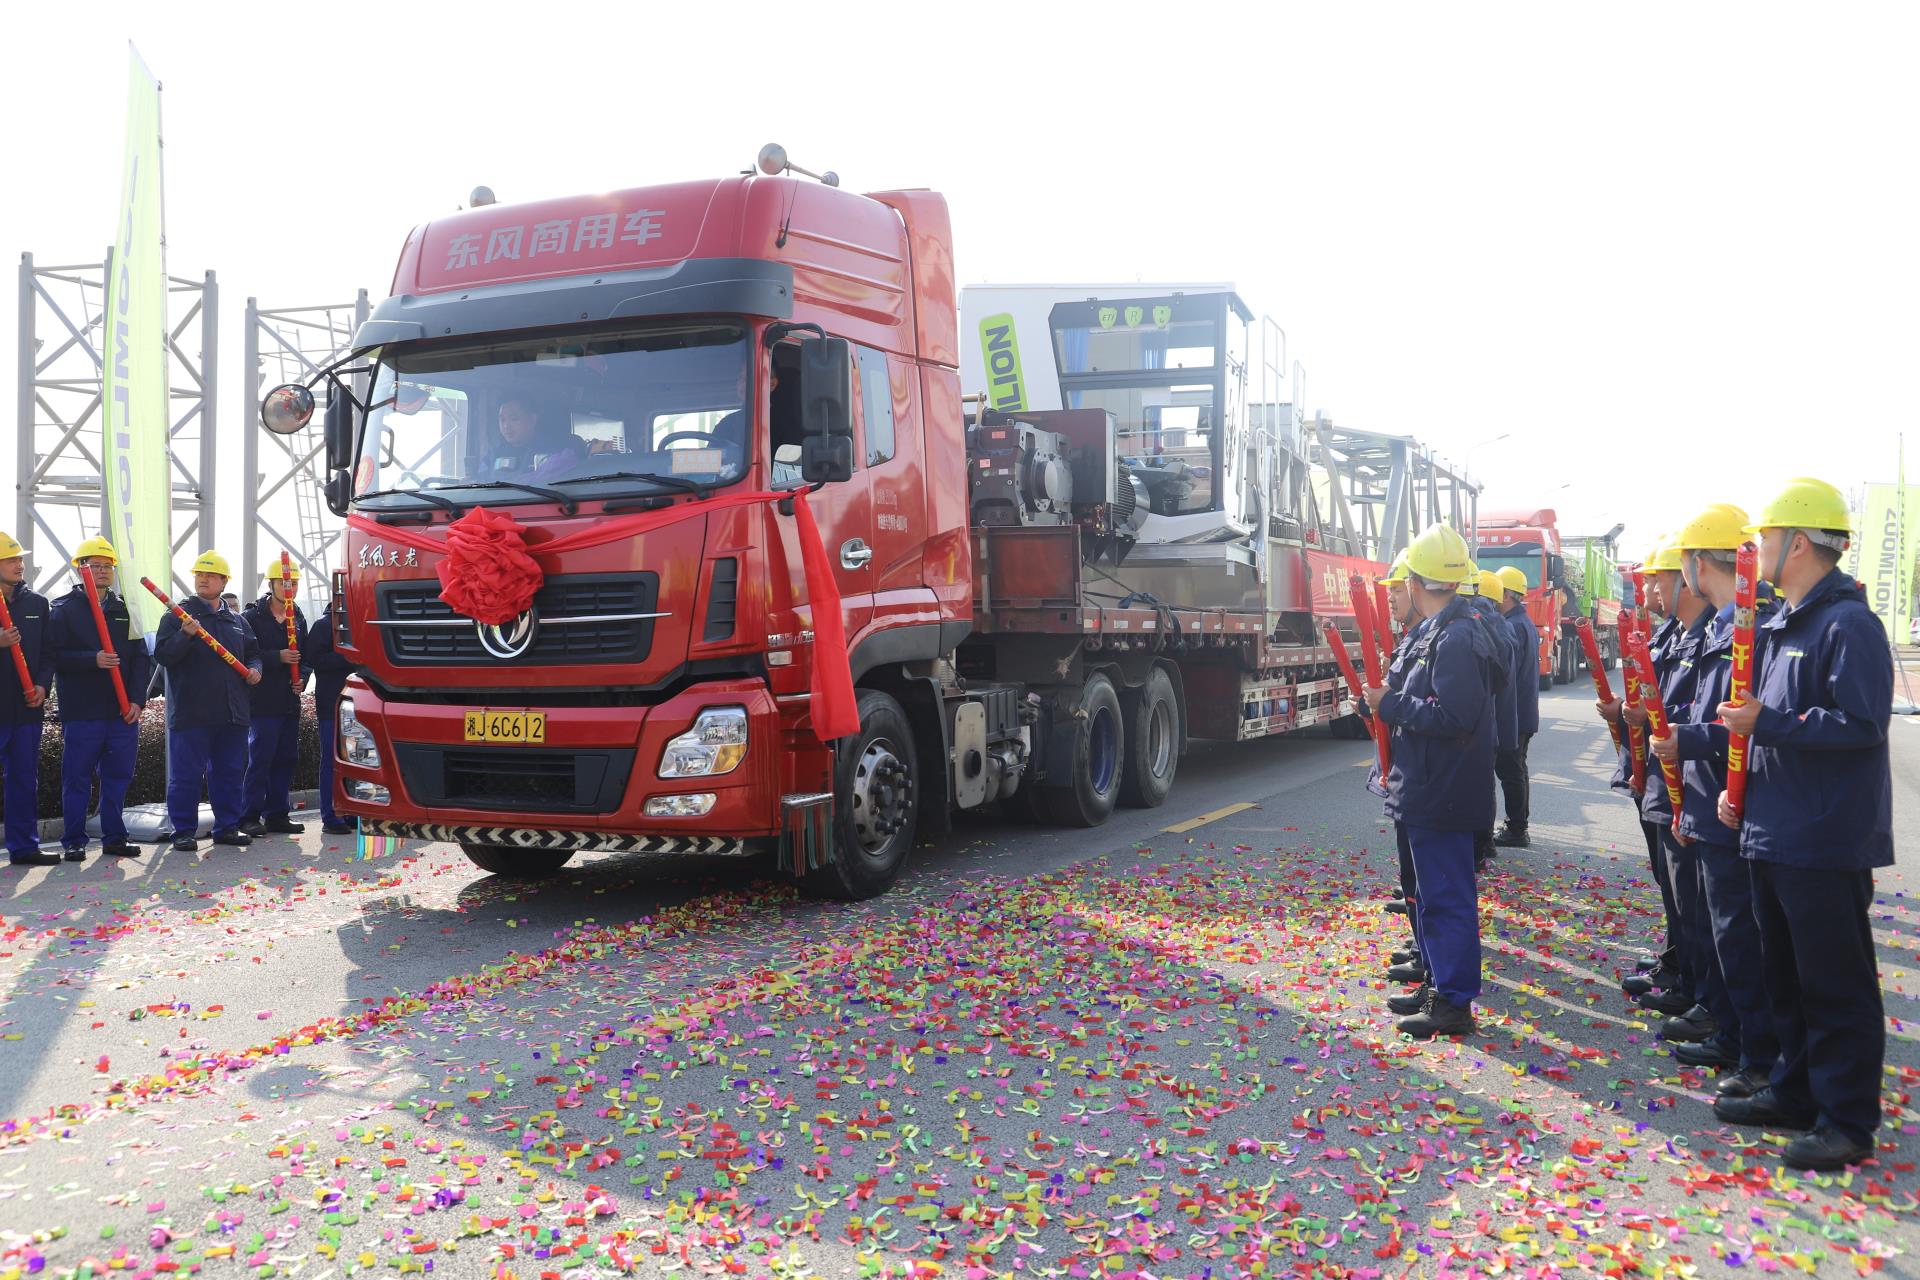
[434,506,545,625]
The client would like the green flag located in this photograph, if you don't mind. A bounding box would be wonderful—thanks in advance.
[1856,480,1918,644]
[102,48,169,638]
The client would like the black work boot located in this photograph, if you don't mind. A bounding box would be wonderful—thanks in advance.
[1670,1038,1738,1069]
[1397,989,1475,1039]
[1783,1127,1875,1172]
[102,840,140,858]
[262,813,304,834]
[237,817,268,838]
[1384,899,1411,916]
[1622,966,1678,997]
[1714,1087,1816,1130]
[1386,959,1429,984]
[1387,983,1430,1016]
[1659,1004,1718,1043]
[1715,1066,1770,1099]
[1391,948,1420,965]
[1493,825,1530,848]
[1638,987,1694,1017]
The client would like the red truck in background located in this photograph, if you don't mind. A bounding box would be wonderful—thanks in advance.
[1476,510,1622,689]
[260,147,1476,900]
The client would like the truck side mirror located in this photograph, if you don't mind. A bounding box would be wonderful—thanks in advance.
[324,470,352,517]
[323,382,355,474]
[797,336,854,484]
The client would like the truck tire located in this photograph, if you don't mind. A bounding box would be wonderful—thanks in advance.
[1041,672,1124,827]
[1119,666,1179,808]
[805,689,918,901]
[459,843,574,878]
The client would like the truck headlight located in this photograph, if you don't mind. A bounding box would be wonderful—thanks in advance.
[338,699,381,768]
[645,793,717,817]
[657,706,748,778]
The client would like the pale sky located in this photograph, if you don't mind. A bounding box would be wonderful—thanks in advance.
[4,1,1915,565]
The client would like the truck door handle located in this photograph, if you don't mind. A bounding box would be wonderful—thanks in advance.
[840,538,873,570]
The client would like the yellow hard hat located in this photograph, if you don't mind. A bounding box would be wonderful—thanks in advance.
[264,559,300,581]
[1404,524,1471,586]
[1669,504,1750,552]
[1496,565,1528,595]
[72,536,119,566]
[1379,551,1412,586]
[1477,570,1503,599]
[1645,535,1685,572]
[190,550,232,579]
[1744,477,1851,536]
[0,532,23,560]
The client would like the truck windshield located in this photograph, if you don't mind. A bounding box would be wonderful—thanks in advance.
[354,322,750,507]
[1477,542,1543,588]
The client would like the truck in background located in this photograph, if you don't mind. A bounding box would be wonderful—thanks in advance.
[262,148,1478,901]
[1476,510,1623,689]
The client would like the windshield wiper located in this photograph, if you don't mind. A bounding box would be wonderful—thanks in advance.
[552,471,710,499]
[431,480,578,516]
[353,487,464,513]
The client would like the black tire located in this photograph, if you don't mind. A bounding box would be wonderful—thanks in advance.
[459,843,574,878]
[803,689,919,901]
[1040,672,1125,827]
[1119,666,1179,808]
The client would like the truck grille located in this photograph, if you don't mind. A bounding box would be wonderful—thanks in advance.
[393,743,634,814]
[376,574,659,666]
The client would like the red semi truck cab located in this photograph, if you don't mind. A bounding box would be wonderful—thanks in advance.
[296,161,970,894]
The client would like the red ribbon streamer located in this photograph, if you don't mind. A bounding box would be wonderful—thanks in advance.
[80,570,131,716]
[0,589,36,701]
[345,489,858,741]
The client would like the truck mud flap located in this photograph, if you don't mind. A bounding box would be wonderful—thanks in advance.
[359,821,752,857]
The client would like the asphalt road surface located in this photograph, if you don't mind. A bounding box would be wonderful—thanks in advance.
[2,690,1917,1278]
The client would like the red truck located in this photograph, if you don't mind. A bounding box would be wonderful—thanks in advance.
[1476,509,1622,689]
[261,149,1471,899]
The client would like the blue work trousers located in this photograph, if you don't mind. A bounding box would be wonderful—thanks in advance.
[242,713,299,821]
[1696,842,1780,1073]
[61,717,137,848]
[1406,826,1480,1007]
[317,717,339,825]
[0,721,43,854]
[1751,859,1884,1142]
[1642,819,1682,977]
[167,724,247,837]
[1664,831,1715,1010]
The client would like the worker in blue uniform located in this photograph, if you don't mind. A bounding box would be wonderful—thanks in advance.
[1710,478,1893,1173]
[155,551,262,852]
[0,532,55,867]
[1628,533,1722,1044]
[1366,523,1494,1039]
[1655,505,1779,1099]
[301,601,355,836]
[239,561,310,836]
[1462,569,1516,873]
[1376,553,1429,981]
[50,537,150,860]
[1492,565,1540,847]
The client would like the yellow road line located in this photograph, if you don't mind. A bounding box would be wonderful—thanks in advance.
[1162,802,1257,834]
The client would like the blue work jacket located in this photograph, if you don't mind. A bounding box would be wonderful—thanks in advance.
[155,595,261,728]
[0,585,53,724]
[1379,594,1496,832]
[50,584,151,721]
[242,595,311,719]
[1467,595,1517,752]
[1504,604,1542,735]
[301,609,353,719]
[1736,569,1892,870]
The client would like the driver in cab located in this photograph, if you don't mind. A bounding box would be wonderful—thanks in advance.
[483,397,584,483]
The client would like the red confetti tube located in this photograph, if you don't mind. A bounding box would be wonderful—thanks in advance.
[282,550,300,692]
[1347,574,1392,777]
[1575,618,1621,749]
[1724,541,1758,820]
[1323,621,1367,705]
[0,589,36,701]
[1627,629,1684,817]
[140,577,253,679]
[79,568,131,716]
[1620,573,1647,793]
[1371,579,1395,659]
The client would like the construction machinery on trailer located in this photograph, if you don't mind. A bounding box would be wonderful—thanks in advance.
[261,148,1476,899]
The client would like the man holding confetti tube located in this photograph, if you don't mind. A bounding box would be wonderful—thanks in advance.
[1465,568,1518,873]
[155,551,261,852]
[1654,506,1779,1099]
[238,561,310,837]
[50,537,149,860]
[1711,478,1891,1173]
[1365,524,1494,1039]
[0,532,55,867]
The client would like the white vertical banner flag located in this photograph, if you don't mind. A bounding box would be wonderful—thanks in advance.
[102,46,169,637]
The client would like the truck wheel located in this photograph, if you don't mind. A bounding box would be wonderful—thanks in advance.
[1119,667,1179,808]
[805,689,918,901]
[458,843,574,878]
[1041,672,1124,827]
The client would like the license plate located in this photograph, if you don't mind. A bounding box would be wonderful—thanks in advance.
[463,710,546,744]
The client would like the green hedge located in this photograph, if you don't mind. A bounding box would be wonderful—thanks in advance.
[29,695,321,818]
